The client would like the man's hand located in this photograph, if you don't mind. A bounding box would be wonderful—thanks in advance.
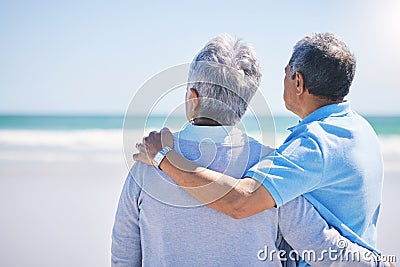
[133,127,174,166]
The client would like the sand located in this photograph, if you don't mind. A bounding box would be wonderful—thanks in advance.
[0,130,398,266]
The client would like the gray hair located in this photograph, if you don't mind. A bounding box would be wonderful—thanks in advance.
[187,34,261,125]
[288,33,356,101]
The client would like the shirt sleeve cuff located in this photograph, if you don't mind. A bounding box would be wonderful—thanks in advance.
[246,170,284,207]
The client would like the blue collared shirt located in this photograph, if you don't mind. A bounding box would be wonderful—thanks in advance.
[246,102,384,252]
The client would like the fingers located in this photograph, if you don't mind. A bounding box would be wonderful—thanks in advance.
[135,142,146,153]
[134,128,172,165]
[135,142,150,157]
[142,130,163,154]
[132,153,140,161]
[132,153,151,165]
[143,131,160,145]
[135,142,152,159]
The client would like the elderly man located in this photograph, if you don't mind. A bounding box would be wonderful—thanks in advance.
[134,33,389,266]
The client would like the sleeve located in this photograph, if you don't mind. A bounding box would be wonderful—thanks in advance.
[278,196,390,267]
[245,136,324,207]
[111,170,142,267]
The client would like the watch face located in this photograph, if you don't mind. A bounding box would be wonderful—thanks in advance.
[153,152,164,166]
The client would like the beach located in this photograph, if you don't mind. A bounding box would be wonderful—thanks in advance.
[0,128,399,266]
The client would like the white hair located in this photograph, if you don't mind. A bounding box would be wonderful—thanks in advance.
[187,34,262,125]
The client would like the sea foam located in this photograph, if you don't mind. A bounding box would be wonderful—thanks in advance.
[0,130,399,172]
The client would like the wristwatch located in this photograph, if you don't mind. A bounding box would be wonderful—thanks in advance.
[152,146,173,169]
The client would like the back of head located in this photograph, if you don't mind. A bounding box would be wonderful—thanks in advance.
[188,34,262,125]
[288,33,356,101]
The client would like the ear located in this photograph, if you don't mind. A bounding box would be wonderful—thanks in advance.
[188,88,199,112]
[295,72,306,96]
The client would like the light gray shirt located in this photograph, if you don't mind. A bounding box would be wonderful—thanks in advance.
[112,124,386,266]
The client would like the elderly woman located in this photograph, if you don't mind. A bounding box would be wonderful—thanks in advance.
[120,34,385,266]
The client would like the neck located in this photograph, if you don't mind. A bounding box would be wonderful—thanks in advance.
[191,117,222,126]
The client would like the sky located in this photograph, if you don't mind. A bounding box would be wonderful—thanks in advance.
[1,0,400,116]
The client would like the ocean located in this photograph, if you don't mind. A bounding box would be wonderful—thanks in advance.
[1,115,400,135]
[0,114,399,266]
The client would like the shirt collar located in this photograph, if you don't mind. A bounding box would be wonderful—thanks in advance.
[288,101,351,132]
[173,123,246,144]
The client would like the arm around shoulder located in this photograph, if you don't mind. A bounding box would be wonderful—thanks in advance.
[159,151,276,219]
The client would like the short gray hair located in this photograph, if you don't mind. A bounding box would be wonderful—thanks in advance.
[288,33,356,101]
[187,34,261,125]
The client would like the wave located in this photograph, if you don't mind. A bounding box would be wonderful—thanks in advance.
[0,129,124,150]
[1,130,399,171]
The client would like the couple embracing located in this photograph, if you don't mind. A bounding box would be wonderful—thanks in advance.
[112,33,390,266]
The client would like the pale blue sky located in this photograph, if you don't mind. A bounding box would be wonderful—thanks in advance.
[1,0,399,115]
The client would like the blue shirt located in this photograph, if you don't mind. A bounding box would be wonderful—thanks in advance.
[246,102,384,252]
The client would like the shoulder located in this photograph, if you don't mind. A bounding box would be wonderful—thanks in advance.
[280,126,323,155]
[127,162,159,193]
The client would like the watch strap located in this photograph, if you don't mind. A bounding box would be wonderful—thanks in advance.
[152,146,173,169]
